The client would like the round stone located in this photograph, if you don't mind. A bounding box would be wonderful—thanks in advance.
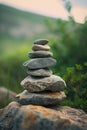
[16,90,66,106]
[32,44,50,51]
[34,39,49,45]
[28,51,53,58]
[20,75,67,92]
[23,58,56,69]
[27,68,52,77]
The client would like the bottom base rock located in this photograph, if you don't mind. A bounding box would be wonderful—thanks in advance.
[0,102,87,130]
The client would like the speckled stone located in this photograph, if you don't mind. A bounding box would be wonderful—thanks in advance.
[28,51,53,58]
[34,39,49,45]
[16,90,66,106]
[32,44,50,51]
[27,68,52,77]
[0,101,87,130]
[20,75,67,92]
[23,58,56,69]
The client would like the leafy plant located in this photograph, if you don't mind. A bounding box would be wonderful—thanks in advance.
[46,0,87,111]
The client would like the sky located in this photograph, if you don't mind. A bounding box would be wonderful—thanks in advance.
[0,0,87,23]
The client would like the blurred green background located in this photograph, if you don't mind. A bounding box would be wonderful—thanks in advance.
[0,3,87,112]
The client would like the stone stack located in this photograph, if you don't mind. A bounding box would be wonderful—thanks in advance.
[16,39,67,106]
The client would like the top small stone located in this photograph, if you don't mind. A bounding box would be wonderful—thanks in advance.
[34,39,49,45]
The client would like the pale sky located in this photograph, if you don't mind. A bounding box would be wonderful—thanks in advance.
[0,0,87,23]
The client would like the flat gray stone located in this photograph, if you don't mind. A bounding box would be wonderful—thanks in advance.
[28,51,53,58]
[27,68,52,77]
[32,44,50,51]
[34,39,48,45]
[16,90,66,106]
[20,75,67,92]
[23,58,56,69]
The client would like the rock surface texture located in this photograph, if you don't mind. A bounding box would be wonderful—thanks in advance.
[0,102,87,130]
[32,44,50,51]
[34,39,48,45]
[28,51,53,58]
[27,68,52,77]
[21,75,66,92]
[16,90,66,105]
[17,39,67,106]
[23,58,57,69]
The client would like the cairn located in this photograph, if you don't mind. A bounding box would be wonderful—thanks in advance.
[16,39,67,106]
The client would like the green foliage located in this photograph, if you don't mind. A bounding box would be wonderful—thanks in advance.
[0,56,25,93]
[49,18,87,68]
[0,44,31,93]
[62,63,87,111]
[46,2,87,112]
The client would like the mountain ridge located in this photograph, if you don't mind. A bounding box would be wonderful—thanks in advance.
[0,4,55,38]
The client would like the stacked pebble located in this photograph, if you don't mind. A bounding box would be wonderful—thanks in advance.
[16,39,67,106]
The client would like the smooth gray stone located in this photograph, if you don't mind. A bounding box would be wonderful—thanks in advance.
[20,75,67,92]
[28,51,53,58]
[27,68,52,77]
[32,44,50,51]
[16,90,66,106]
[34,39,48,45]
[23,58,56,69]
